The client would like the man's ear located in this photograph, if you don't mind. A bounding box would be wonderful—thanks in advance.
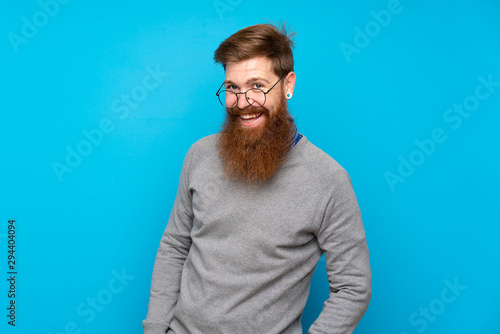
[284,71,296,99]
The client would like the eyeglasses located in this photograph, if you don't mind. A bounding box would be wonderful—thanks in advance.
[215,74,286,109]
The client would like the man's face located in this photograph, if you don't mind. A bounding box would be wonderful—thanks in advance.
[217,57,297,184]
[223,57,284,129]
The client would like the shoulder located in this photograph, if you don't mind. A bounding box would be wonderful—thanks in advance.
[180,134,220,174]
[293,135,350,183]
[295,137,361,222]
[184,134,219,161]
[189,134,218,151]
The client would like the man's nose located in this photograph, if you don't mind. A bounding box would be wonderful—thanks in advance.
[237,93,250,109]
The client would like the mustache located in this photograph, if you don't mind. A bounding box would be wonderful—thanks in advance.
[227,105,270,117]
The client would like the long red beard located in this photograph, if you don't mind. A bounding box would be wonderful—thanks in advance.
[217,96,294,184]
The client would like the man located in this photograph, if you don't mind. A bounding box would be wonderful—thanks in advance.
[143,23,371,334]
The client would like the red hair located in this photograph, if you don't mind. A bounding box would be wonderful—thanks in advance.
[214,23,296,77]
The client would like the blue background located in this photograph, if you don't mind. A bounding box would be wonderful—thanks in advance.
[2,0,500,333]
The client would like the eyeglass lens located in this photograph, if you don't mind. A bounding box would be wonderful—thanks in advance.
[219,89,266,108]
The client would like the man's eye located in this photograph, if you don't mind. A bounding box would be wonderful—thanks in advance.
[227,85,238,91]
[253,83,263,89]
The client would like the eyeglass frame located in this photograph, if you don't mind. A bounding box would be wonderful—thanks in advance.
[215,73,286,109]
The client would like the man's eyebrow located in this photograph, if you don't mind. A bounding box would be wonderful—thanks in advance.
[224,77,271,85]
[246,77,270,85]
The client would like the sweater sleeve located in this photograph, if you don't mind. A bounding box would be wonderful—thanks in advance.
[309,170,372,334]
[143,148,195,334]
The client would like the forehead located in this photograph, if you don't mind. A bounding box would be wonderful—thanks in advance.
[224,57,275,82]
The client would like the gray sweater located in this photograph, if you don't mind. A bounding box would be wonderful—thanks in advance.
[143,134,371,334]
